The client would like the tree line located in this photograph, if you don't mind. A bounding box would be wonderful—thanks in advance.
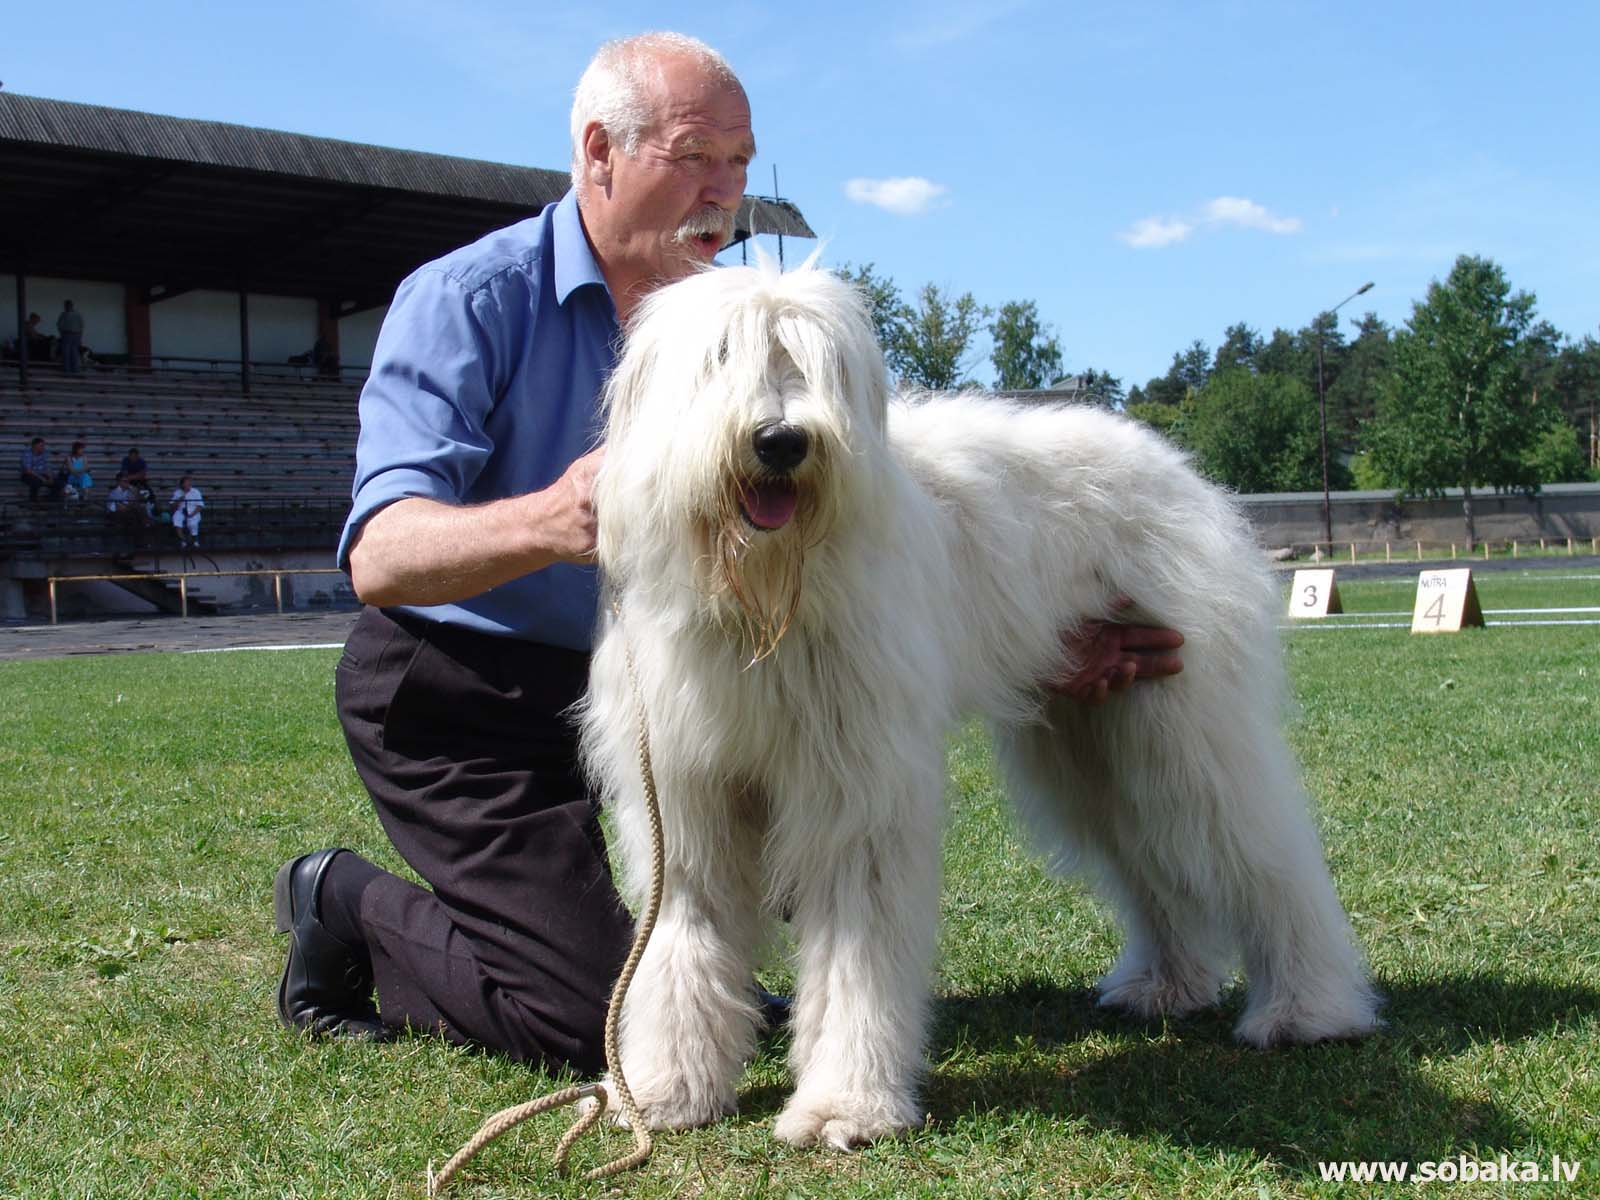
[839,255,1599,547]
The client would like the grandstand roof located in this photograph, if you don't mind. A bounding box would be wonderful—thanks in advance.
[0,92,815,310]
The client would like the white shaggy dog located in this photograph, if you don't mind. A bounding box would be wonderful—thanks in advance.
[579,260,1379,1150]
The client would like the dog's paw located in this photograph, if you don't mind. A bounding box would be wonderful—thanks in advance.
[1234,991,1382,1048]
[596,1073,736,1131]
[1096,961,1222,1019]
[773,1093,922,1150]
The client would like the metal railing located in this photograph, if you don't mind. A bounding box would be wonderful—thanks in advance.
[46,566,347,623]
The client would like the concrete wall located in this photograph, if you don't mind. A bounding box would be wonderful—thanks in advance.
[1237,483,1600,548]
[148,290,316,365]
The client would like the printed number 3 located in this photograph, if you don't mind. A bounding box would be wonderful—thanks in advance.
[1301,585,1319,608]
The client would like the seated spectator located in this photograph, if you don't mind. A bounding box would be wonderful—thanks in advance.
[23,312,53,361]
[106,470,151,544]
[106,472,136,515]
[62,440,94,498]
[170,473,204,545]
[19,436,62,502]
[291,336,339,375]
[120,447,151,488]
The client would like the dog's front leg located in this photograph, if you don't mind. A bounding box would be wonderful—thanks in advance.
[772,773,942,1149]
[612,794,765,1131]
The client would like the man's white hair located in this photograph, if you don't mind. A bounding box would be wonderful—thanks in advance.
[569,32,741,191]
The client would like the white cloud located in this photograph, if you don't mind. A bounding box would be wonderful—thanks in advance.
[1201,196,1303,234]
[1118,196,1303,249]
[844,176,950,215]
[1117,215,1196,249]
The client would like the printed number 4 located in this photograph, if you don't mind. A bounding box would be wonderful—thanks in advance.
[1423,595,1446,625]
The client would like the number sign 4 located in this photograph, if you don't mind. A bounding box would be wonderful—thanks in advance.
[1410,568,1485,634]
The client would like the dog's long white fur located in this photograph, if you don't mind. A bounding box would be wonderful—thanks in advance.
[579,260,1379,1151]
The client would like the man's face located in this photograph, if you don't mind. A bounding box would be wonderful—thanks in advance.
[583,55,754,306]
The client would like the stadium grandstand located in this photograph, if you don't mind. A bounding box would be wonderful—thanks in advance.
[1,92,814,620]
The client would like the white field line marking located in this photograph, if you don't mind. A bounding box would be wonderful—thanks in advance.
[1284,622,1411,631]
[1485,618,1600,627]
[1285,618,1600,631]
[1314,606,1600,619]
[1487,607,1600,614]
[186,643,345,654]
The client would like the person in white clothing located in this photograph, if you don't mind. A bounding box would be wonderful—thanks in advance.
[170,474,204,544]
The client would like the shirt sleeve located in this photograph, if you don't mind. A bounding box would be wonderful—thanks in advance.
[337,266,506,570]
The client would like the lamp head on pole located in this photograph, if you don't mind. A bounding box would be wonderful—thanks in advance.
[1356,281,1374,296]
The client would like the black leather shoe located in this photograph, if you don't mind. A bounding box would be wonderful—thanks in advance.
[274,848,388,1040]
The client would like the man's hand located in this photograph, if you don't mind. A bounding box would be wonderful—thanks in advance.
[532,446,605,564]
[1047,599,1184,706]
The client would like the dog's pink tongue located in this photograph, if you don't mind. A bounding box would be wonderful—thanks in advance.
[740,480,799,530]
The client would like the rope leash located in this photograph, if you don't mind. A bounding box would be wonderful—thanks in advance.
[427,631,665,1194]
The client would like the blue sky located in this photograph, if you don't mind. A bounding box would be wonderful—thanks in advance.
[8,1,1597,387]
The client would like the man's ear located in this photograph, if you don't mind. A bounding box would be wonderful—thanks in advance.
[582,122,614,188]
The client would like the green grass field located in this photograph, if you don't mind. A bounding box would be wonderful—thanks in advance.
[3,570,1597,1198]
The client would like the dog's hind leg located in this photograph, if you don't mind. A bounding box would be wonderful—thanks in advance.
[1039,688,1378,1047]
[768,765,943,1150]
[1189,725,1381,1047]
[612,782,767,1131]
[994,705,1232,1020]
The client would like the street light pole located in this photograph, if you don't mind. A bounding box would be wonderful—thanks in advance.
[1316,281,1375,551]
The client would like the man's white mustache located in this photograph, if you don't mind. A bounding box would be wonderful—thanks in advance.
[674,206,735,244]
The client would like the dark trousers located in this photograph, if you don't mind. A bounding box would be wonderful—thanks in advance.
[334,606,633,1071]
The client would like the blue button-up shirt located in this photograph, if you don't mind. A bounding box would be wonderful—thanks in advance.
[339,190,618,651]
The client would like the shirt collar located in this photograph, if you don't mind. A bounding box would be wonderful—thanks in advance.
[553,189,612,307]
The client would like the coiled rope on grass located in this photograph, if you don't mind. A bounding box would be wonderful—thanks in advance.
[426,630,664,1194]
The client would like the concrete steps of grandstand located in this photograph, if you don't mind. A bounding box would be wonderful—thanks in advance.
[1,500,345,557]
[3,370,360,504]
[109,568,222,617]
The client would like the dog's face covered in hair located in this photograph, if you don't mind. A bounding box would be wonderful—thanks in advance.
[597,262,892,656]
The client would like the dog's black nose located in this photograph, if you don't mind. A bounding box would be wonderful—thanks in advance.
[752,423,809,472]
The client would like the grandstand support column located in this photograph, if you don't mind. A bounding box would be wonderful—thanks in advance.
[238,286,252,396]
[14,271,28,387]
[317,297,341,376]
[125,285,152,373]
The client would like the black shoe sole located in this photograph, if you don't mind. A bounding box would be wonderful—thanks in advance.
[272,858,296,938]
[273,858,302,1028]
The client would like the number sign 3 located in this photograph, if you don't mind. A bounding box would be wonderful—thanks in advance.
[1288,569,1342,618]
